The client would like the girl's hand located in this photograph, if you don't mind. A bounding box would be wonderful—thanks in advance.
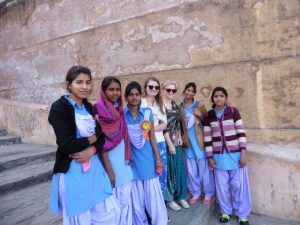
[178,135,183,146]
[240,150,247,167]
[155,159,163,176]
[88,135,97,145]
[107,170,116,188]
[208,158,216,170]
[168,144,176,155]
[69,147,94,163]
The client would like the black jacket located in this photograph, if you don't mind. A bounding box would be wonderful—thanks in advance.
[48,96,105,174]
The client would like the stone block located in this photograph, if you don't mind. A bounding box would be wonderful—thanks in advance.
[248,142,300,221]
[0,99,55,145]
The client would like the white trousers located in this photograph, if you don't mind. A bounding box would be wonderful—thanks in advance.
[131,177,168,225]
[114,181,133,225]
[59,175,121,225]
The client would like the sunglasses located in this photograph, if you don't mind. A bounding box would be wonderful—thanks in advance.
[147,85,160,90]
[165,88,177,93]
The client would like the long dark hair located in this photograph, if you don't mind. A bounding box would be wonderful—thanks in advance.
[144,77,165,114]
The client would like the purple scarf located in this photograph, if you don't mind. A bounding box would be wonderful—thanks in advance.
[94,90,131,162]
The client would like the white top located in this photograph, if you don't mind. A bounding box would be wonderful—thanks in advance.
[141,98,167,143]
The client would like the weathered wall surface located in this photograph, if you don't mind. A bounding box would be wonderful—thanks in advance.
[0,0,300,220]
[0,99,54,145]
[0,0,299,130]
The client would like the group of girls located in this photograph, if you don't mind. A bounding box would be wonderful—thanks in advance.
[48,65,251,225]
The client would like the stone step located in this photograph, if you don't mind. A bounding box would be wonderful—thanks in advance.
[0,128,7,136]
[0,144,56,172]
[0,181,61,225]
[0,135,21,145]
[0,160,54,195]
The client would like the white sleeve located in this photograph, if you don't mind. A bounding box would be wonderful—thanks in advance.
[157,105,167,123]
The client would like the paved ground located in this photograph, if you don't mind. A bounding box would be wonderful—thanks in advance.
[203,203,300,225]
[1,128,299,225]
[1,181,299,225]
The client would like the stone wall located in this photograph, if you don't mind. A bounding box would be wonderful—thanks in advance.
[1,0,299,130]
[0,0,299,221]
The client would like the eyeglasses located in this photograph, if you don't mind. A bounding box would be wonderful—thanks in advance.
[165,88,177,93]
[147,85,160,90]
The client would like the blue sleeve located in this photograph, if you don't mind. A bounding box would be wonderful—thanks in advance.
[149,110,154,123]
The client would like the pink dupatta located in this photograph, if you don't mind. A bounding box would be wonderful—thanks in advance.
[94,90,131,162]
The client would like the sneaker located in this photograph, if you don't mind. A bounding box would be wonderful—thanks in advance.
[166,201,181,211]
[219,214,232,223]
[178,199,190,209]
[188,196,200,205]
[168,217,171,223]
[238,218,249,225]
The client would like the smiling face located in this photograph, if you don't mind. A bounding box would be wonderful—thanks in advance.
[146,80,160,97]
[68,73,91,102]
[104,81,121,103]
[126,88,141,107]
[213,90,227,108]
[164,84,177,100]
[183,86,196,100]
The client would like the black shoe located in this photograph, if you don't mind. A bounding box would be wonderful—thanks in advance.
[168,217,171,223]
[238,218,249,225]
[219,214,232,223]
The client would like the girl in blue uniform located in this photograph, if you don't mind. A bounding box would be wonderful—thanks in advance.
[124,81,168,225]
[95,76,133,225]
[48,66,120,225]
[180,82,214,205]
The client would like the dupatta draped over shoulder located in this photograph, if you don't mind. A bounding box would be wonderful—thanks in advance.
[94,90,131,162]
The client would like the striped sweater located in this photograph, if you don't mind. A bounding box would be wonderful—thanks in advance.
[203,106,246,158]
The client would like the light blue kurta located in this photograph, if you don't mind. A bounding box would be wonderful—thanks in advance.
[124,106,157,181]
[50,96,112,217]
[181,100,206,159]
[108,139,133,186]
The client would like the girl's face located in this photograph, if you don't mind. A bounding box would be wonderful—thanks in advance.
[68,73,91,101]
[146,80,160,97]
[164,84,177,100]
[104,81,121,103]
[213,91,227,107]
[126,88,141,107]
[184,86,195,100]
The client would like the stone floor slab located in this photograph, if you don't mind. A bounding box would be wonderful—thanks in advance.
[1,181,299,225]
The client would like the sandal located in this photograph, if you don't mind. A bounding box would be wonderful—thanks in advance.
[203,196,212,205]
[188,197,200,205]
